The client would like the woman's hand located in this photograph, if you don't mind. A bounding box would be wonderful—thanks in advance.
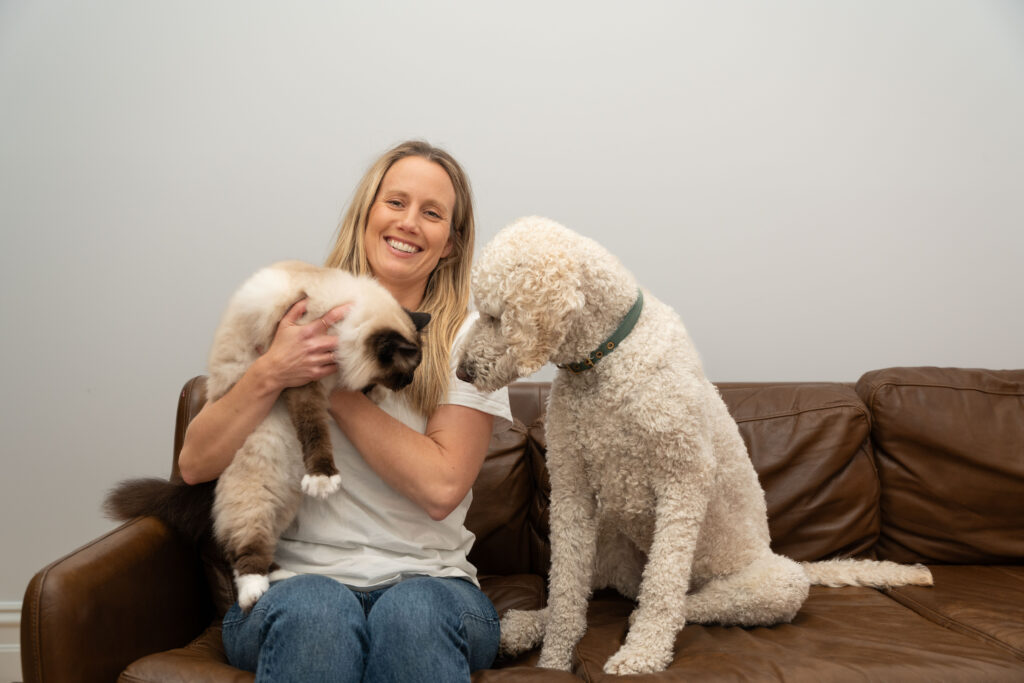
[257,299,352,390]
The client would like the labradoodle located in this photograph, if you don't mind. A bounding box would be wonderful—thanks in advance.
[456,216,932,675]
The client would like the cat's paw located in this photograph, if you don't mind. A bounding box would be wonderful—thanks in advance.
[235,573,270,611]
[364,385,387,404]
[302,473,341,499]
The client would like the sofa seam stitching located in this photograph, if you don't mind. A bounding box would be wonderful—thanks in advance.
[731,401,868,425]
[887,589,1024,661]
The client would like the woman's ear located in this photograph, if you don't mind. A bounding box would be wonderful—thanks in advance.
[441,234,454,259]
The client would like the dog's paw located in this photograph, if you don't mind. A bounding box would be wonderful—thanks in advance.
[603,643,673,676]
[301,473,341,499]
[499,607,548,655]
[536,647,574,672]
[235,573,270,611]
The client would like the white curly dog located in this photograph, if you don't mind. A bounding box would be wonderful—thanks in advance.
[456,216,932,675]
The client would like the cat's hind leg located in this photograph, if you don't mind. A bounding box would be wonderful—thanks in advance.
[213,429,305,611]
[283,383,341,499]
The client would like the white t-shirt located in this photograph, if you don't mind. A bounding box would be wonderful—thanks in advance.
[274,312,512,590]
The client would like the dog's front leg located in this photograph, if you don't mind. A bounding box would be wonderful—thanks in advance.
[536,448,598,672]
[603,475,711,675]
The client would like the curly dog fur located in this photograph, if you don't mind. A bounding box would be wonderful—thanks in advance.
[457,216,932,675]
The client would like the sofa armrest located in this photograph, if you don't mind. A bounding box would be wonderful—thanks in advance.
[21,516,214,683]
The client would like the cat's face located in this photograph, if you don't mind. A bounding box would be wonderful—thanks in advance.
[331,283,430,393]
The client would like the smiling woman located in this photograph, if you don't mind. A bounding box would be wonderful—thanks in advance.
[172,140,511,682]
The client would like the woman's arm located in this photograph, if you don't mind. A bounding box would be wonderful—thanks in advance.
[328,390,495,520]
[178,300,350,484]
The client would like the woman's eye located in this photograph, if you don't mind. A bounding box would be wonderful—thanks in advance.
[386,199,403,208]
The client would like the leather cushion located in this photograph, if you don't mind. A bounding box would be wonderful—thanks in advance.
[856,367,1024,563]
[718,383,879,561]
[572,586,1024,682]
[884,565,1024,661]
[119,625,252,683]
[468,383,552,577]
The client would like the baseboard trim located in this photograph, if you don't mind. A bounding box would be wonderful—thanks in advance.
[0,601,21,681]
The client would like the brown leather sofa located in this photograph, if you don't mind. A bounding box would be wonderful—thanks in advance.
[22,366,1024,681]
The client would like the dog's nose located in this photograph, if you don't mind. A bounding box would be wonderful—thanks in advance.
[456,364,475,383]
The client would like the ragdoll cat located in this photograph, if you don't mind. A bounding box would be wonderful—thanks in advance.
[105,260,429,609]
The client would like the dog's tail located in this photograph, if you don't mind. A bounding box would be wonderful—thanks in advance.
[103,477,215,544]
[801,558,933,588]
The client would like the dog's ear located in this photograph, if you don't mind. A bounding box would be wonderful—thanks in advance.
[502,254,585,377]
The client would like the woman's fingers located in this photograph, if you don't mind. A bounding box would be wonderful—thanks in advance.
[318,303,353,332]
[281,298,309,325]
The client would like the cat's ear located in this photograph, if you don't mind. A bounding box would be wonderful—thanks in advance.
[405,310,431,332]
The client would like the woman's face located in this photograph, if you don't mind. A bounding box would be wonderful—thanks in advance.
[365,156,456,306]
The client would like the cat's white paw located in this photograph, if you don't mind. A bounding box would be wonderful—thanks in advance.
[302,473,341,499]
[235,573,270,611]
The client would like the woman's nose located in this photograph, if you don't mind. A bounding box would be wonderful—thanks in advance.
[398,207,422,232]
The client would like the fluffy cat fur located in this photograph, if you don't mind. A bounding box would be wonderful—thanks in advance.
[105,260,429,610]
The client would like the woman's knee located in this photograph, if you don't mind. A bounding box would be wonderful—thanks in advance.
[223,574,368,677]
[368,577,499,672]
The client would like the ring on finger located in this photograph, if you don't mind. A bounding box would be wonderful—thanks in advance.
[320,318,330,332]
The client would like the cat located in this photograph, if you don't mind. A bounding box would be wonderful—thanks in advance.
[105,260,429,609]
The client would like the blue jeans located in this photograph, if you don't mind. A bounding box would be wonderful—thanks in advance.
[222,574,500,682]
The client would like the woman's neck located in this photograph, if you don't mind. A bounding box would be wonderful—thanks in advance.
[383,281,426,312]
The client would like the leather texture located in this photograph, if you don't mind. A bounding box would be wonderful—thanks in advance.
[856,367,1024,564]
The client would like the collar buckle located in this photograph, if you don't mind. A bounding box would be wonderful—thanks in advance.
[557,290,643,375]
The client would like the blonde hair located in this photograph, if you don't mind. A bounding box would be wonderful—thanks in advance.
[325,140,475,416]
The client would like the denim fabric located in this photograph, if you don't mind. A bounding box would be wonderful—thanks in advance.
[222,574,500,682]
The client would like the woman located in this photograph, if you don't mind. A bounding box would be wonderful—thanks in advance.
[178,140,511,682]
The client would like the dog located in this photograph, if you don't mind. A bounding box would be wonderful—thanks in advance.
[106,261,429,609]
[456,217,932,674]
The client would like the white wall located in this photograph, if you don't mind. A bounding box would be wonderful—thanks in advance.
[1,0,1022,666]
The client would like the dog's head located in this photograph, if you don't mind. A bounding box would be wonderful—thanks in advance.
[456,217,586,392]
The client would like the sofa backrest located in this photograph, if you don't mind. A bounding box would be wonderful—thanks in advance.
[716,382,880,562]
[465,383,552,577]
[172,366,1024,598]
[466,380,888,570]
[856,367,1024,565]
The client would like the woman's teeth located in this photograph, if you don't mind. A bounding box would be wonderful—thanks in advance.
[387,238,419,254]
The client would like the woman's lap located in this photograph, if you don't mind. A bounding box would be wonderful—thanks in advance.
[222,574,499,682]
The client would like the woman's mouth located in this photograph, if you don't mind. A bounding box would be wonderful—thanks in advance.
[386,237,421,254]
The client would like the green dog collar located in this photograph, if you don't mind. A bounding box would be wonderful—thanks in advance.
[558,290,644,374]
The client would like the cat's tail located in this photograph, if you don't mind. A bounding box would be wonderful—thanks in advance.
[103,477,215,544]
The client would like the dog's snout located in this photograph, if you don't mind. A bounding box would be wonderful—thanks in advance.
[456,363,475,383]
